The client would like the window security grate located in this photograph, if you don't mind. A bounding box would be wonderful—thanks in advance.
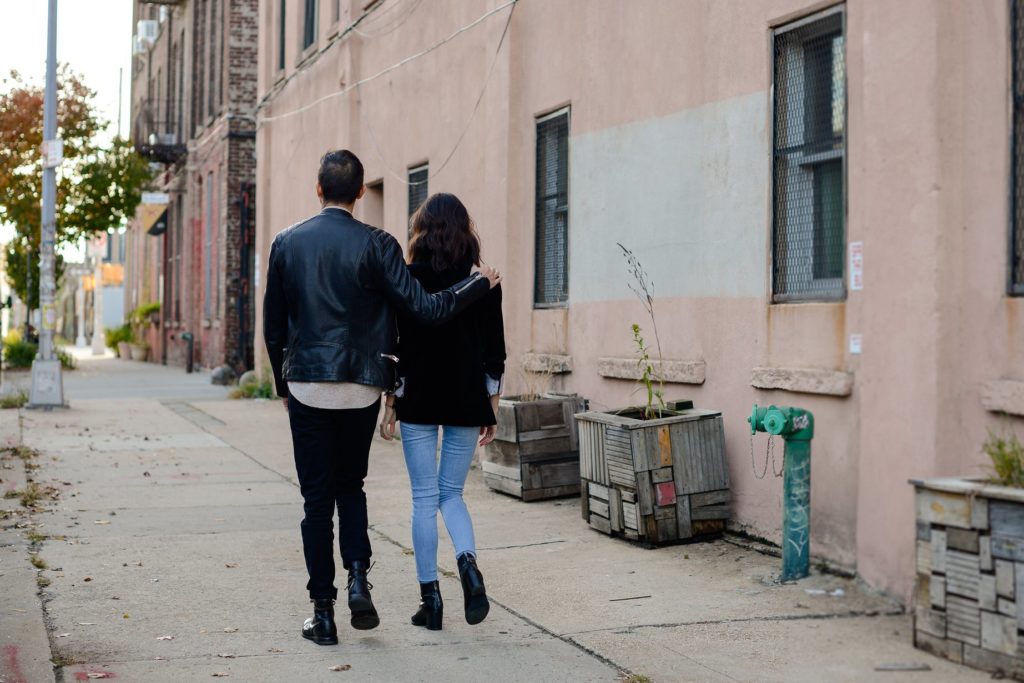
[534,110,569,307]
[772,9,846,302]
[407,165,429,238]
[1013,0,1024,293]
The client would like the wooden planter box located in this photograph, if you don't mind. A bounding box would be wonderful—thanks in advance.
[577,401,730,544]
[482,394,588,501]
[912,478,1024,678]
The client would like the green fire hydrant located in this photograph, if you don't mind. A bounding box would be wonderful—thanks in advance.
[748,404,815,581]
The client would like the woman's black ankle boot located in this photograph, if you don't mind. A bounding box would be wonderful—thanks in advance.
[458,553,490,625]
[411,581,443,630]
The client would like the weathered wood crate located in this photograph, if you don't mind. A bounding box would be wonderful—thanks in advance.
[912,478,1024,678]
[482,394,588,502]
[577,402,730,544]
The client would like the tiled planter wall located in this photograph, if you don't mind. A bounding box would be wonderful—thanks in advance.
[913,478,1024,678]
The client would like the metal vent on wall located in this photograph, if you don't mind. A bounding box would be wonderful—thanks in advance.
[772,8,846,302]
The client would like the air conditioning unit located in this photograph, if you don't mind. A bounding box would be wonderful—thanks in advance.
[132,35,146,56]
[147,133,177,146]
[137,20,159,47]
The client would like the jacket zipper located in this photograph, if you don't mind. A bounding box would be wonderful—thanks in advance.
[454,272,483,295]
[379,353,399,363]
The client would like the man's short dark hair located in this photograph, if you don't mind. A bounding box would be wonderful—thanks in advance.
[318,150,364,204]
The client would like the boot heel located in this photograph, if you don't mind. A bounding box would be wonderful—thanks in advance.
[425,605,443,631]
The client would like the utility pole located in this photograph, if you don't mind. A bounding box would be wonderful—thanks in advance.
[29,0,64,408]
[117,67,123,139]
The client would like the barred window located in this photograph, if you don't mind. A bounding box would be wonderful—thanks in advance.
[1013,0,1024,294]
[534,108,569,307]
[772,7,846,302]
[277,0,286,70]
[408,165,428,239]
[303,0,317,50]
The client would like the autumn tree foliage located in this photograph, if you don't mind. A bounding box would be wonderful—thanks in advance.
[0,67,150,309]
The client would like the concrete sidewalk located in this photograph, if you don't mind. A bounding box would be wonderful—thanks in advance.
[0,357,992,682]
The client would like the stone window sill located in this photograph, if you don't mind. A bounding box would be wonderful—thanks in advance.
[523,352,572,374]
[598,357,706,385]
[750,366,853,397]
[982,380,1024,417]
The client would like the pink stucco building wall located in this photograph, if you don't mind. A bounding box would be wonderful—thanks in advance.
[252,0,1024,600]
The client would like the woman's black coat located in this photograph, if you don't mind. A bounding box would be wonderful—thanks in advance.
[394,261,506,427]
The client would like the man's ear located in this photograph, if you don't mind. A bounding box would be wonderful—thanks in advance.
[356,184,367,201]
[316,183,324,202]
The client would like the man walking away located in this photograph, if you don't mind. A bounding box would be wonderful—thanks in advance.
[262,150,500,646]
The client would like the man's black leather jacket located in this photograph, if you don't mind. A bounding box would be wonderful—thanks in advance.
[262,207,489,397]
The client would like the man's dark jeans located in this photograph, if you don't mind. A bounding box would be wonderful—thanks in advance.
[288,394,381,600]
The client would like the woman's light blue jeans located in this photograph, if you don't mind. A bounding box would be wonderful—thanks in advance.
[400,423,479,583]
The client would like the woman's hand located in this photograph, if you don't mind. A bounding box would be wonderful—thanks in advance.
[479,394,501,446]
[479,424,496,447]
[379,403,398,440]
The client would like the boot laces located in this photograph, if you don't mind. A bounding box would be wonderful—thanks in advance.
[348,560,375,591]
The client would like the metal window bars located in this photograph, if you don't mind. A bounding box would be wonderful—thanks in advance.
[534,109,570,307]
[1012,0,1024,294]
[771,8,846,302]
[407,165,429,239]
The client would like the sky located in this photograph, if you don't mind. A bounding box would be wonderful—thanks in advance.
[0,0,134,252]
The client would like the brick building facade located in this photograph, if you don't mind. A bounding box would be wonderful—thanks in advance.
[125,0,257,371]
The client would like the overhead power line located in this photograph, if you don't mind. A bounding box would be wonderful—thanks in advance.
[362,0,516,187]
[257,0,517,127]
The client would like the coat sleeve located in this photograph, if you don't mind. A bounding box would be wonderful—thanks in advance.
[371,231,489,325]
[262,236,289,398]
[480,284,506,393]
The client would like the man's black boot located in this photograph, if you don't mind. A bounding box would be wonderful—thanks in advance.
[347,560,380,630]
[302,598,338,645]
[411,580,443,630]
[458,553,490,625]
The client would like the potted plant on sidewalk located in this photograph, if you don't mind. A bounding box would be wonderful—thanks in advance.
[576,245,729,544]
[911,430,1024,677]
[481,358,588,501]
[128,302,159,362]
[105,324,132,358]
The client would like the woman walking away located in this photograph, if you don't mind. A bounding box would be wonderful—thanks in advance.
[379,193,505,631]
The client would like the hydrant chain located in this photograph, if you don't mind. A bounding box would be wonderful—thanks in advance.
[750,432,769,480]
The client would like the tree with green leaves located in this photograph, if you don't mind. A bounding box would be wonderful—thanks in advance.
[0,67,151,310]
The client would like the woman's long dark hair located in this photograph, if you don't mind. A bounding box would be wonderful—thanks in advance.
[408,193,481,272]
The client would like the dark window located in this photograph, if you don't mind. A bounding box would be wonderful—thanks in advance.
[278,0,286,70]
[171,196,184,321]
[208,0,218,118]
[771,7,846,302]
[408,165,428,239]
[534,109,569,307]
[1013,0,1024,293]
[303,0,317,50]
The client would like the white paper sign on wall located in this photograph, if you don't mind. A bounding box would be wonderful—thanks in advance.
[849,241,864,291]
[849,333,863,355]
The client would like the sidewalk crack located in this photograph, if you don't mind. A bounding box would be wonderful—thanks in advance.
[559,608,907,637]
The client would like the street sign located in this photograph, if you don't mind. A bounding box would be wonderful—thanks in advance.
[41,139,63,168]
[41,303,56,331]
[141,191,170,205]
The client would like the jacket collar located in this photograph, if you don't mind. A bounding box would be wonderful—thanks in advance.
[320,206,353,217]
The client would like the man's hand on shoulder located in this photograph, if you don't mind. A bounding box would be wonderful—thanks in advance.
[475,264,502,289]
